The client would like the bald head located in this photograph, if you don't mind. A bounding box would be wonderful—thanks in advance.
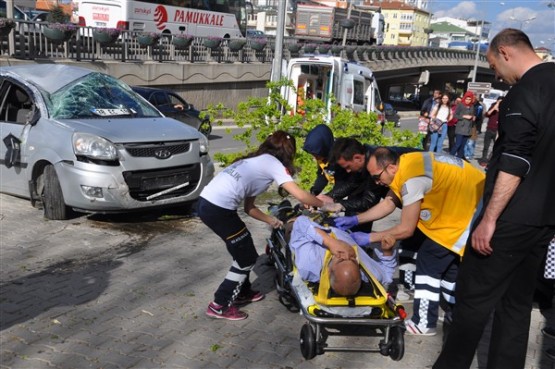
[329,254,361,296]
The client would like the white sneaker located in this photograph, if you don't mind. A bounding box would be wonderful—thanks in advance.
[395,290,413,302]
[404,319,437,336]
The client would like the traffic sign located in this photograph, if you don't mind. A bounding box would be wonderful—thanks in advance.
[467,82,491,94]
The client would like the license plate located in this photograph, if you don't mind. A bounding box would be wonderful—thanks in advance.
[141,173,190,191]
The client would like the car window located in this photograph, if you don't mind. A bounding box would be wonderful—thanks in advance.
[0,81,33,124]
[152,92,171,107]
[46,73,161,119]
[0,1,27,20]
[168,93,187,109]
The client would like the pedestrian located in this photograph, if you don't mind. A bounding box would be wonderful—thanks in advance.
[478,96,503,167]
[198,130,325,321]
[447,97,460,153]
[450,91,475,159]
[302,124,335,195]
[434,28,555,369]
[334,148,485,336]
[429,93,452,153]
[420,89,442,150]
[417,109,430,149]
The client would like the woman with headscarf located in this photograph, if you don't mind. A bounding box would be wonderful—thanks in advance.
[450,91,476,159]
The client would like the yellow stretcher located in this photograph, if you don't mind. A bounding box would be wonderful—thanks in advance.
[265,200,407,361]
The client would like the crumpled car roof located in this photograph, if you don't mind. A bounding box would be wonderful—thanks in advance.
[1,64,93,94]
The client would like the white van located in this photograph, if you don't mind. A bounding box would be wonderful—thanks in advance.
[280,56,384,122]
[482,89,506,110]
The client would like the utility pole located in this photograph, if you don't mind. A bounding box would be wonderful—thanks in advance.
[471,19,483,83]
[342,1,353,47]
[270,0,287,82]
[6,0,15,56]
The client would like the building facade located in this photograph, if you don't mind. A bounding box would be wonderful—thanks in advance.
[381,1,430,46]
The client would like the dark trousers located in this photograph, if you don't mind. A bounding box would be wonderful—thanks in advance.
[481,129,497,161]
[434,220,555,369]
[398,229,459,328]
[450,134,469,158]
[447,125,456,153]
[197,197,259,307]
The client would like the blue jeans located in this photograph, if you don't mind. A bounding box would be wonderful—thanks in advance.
[464,139,476,159]
[429,123,448,153]
[450,135,469,158]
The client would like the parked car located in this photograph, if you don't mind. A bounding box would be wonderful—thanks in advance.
[246,29,265,38]
[383,102,400,127]
[0,65,214,219]
[131,86,212,136]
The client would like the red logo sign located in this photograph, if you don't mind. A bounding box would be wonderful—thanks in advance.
[154,5,168,30]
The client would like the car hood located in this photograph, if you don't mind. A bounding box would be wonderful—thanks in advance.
[58,116,200,143]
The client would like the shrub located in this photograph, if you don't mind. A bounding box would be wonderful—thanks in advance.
[0,18,16,29]
[93,27,120,37]
[47,4,70,24]
[206,79,420,190]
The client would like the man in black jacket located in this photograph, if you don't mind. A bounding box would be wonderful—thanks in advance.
[319,137,419,232]
[434,28,555,369]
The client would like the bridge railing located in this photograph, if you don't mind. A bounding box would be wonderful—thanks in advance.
[0,20,487,67]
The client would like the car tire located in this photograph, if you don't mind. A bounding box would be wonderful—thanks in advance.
[42,165,70,220]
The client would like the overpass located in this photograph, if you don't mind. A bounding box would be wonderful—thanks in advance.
[0,22,499,108]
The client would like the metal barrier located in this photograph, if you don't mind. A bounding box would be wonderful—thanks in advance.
[0,20,488,67]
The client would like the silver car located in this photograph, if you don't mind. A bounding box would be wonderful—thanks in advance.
[0,65,214,219]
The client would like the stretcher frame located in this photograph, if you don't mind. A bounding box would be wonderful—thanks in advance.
[265,200,406,360]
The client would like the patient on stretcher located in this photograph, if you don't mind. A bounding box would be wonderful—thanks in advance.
[289,215,397,297]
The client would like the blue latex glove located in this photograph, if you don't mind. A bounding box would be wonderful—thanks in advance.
[334,215,358,230]
[351,232,370,247]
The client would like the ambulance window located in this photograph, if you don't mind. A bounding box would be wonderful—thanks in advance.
[353,80,364,105]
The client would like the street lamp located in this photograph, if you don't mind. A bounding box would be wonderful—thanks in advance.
[510,15,536,29]
[471,19,484,82]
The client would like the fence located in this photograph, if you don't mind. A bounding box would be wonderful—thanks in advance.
[0,20,487,67]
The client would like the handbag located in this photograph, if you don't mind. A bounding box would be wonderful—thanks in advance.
[428,118,444,133]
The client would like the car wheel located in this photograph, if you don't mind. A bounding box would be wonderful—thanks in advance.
[199,119,212,136]
[42,165,70,220]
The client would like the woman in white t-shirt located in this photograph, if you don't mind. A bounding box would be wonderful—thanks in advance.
[429,94,453,153]
[198,130,324,321]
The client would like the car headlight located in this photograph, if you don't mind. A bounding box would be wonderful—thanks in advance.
[199,133,209,155]
[73,133,118,160]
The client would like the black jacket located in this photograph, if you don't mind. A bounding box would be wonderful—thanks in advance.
[327,145,421,213]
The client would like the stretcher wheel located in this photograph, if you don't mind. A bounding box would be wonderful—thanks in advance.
[300,323,317,360]
[388,326,405,361]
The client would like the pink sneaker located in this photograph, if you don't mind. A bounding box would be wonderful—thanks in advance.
[206,302,248,321]
[235,290,265,305]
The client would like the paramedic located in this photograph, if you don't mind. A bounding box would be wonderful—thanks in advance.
[335,148,485,336]
[289,215,397,294]
[319,138,419,232]
[198,131,325,321]
[302,124,335,196]
[434,28,555,369]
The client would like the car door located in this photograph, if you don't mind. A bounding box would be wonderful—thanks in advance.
[0,79,34,196]
[152,91,201,131]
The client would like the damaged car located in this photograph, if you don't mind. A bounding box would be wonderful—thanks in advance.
[0,65,214,220]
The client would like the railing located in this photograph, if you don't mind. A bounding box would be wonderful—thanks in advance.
[0,20,488,67]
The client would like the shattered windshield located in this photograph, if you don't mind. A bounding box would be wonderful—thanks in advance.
[47,72,161,119]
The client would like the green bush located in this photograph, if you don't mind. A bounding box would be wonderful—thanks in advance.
[207,78,420,190]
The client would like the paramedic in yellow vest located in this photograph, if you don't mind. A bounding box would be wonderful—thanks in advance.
[334,147,485,336]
